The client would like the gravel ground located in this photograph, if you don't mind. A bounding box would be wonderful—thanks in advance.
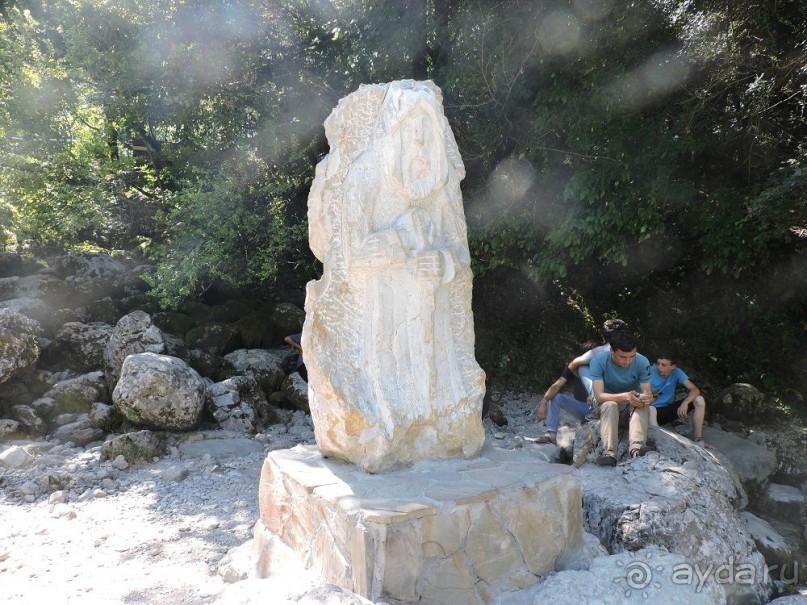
[0,392,539,605]
[0,412,323,604]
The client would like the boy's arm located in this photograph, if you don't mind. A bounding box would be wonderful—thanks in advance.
[593,379,644,407]
[639,381,654,405]
[284,335,303,351]
[677,379,701,417]
[568,350,594,373]
[536,375,568,419]
[543,375,568,401]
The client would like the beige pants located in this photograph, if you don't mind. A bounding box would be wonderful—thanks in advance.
[599,400,649,457]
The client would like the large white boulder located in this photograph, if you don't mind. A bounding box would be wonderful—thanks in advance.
[574,427,772,604]
[103,310,166,389]
[112,353,206,431]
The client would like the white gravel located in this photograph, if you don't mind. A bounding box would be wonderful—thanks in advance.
[0,412,323,604]
[0,393,547,605]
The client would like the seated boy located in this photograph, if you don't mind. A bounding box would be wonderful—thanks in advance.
[534,319,628,444]
[649,351,711,448]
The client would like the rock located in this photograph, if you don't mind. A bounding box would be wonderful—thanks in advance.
[51,412,80,428]
[217,541,255,583]
[0,297,52,333]
[111,454,129,470]
[488,406,508,427]
[0,419,23,441]
[177,436,263,461]
[767,597,807,605]
[48,490,68,505]
[84,298,120,325]
[162,332,190,362]
[10,404,46,436]
[490,548,725,605]
[185,322,243,356]
[160,465,189,483]
[188,348,237,382]
[51,252,128,282]
[702,426,778,503]
[211,299,260,323]
[754,483,805,523]
[574,427,771,604]
[0,252,23,277]
[560,531,609,572]
[206,375,273,434]
[0,306,43,336]
[119,264,153,293]
[715,383,778,423]
[0,275,20,300]
[0,308,41,384]
[297,585,374,605]
[0,378,36,409]
[179,301,214,324]
[223,349,286,396]
[279,373,309,413]
[103,310,167,390]
[50,415,105,447]
[267,302,305,336]
[30,396,59,423]
[234,311,279,349]
[152,311,198,338]
[573,421,609,469]
[747,424,807,486]
[41,322,113,373]
[112,353,206,431]
[102,430,171,464]
[45,371,109,415]
[14,273,73,306]
[88,402,121,431]
[0,445,34,468]
[738,511,793,568]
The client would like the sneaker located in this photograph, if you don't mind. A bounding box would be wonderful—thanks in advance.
[594,454,617,467]
[531,433,557,445]
[629,446,649,458]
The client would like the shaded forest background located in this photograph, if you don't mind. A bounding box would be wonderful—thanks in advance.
[1,0,805,411]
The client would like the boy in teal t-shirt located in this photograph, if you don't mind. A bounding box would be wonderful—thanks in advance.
[649,351,709,447]
[589,330,653,465]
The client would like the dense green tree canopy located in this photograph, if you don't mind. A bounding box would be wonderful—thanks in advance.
[0,0,805,402]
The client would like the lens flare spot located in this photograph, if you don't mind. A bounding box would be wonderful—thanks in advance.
[538,11,581,56]
[573,0,616,22]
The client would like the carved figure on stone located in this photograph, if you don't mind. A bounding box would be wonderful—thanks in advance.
[302,80,485,473]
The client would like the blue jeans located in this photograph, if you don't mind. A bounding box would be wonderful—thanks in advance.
[546,393,593,433]
[577,365,595,402]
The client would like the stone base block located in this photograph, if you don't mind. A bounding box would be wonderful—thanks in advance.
[256,444,583,604]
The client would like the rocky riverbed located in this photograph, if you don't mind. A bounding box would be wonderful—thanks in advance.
[2,392,806,605]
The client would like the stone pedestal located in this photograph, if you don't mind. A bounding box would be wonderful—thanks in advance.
[256,444,583,604]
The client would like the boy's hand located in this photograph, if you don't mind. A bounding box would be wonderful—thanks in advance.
[677,402,690,419]
[536,398,548,420]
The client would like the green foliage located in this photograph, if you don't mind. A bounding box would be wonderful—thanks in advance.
[0,0,804,397]
[145,152,311,308]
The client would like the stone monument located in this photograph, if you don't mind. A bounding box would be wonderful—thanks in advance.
[255,81,584,604]
[301,79,486,473]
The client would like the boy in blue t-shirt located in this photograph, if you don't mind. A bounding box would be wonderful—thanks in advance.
[589,330,653,466]
[649,351,709,447]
